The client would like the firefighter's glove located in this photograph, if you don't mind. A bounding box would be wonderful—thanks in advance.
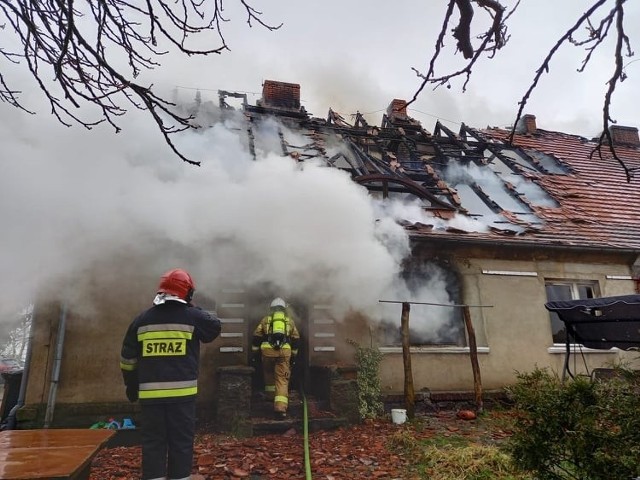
[125,384,138,403]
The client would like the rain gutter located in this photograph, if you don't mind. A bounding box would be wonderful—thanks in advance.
[409,234,640,256]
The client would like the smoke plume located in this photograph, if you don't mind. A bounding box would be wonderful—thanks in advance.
[0,88,453,329]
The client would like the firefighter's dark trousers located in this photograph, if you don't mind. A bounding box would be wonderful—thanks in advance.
[140,399,196,480]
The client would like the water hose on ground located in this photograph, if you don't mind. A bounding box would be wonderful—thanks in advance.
[301,378,313,479]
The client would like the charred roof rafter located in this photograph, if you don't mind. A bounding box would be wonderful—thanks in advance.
[464,125,555,177]
[326,152,367,176]
[432,122,486,166]
[236,94,458,211]
[372,133,427,173]
[246,116,257,161]
[353,112,369,128]
[340,136,395,176]
[218,90,248,110]
[351,119,465,209]
[462,125,576,179]
[326,109,352,128]
[282,133,327,161]
[381,113,428,137]
[353,174,457,211]
[462,126,528,174]
[470,184,504,214]
[335,115,431,175]
[332,129,457,210]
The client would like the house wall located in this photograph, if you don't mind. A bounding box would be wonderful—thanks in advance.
[20,275,357,426]
[19,246,640,426]
[377,246,640,393]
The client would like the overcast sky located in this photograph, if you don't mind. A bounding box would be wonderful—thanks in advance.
[1,1,639,330]
[154,0,640,137]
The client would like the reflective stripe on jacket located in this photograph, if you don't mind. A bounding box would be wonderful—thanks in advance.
[138,379,198,400]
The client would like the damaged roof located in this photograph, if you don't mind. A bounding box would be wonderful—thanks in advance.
[473,124,640,250]
[221,80,640,252]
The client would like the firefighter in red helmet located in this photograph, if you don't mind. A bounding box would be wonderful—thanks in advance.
[251,297,300,420]
[120,268,221,480]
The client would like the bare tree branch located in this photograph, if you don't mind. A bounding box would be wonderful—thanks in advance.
[508,0,609,143]
[0,0,281,165]
[507,0,635,181]
[593,0,636,182]
[410,0,637,181]
[409,0,516,101]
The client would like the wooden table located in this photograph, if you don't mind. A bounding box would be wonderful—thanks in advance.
[0,429,115,480]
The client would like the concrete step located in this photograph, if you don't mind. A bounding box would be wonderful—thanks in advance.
[249,390,348,436]
[250,390,328,418]
[251,415,349,436]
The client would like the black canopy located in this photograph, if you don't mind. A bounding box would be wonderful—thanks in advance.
[545,294,640,350]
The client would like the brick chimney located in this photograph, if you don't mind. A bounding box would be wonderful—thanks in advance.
[387,99,408,119]
[260,80,300,110]
[609,125,640,146]
[515,114,537,135]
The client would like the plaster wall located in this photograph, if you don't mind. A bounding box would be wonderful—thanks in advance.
[22,250,640,420]
[378,254,640,392]
[24,270,224,413]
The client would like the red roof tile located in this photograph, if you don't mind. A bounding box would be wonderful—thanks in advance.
[412,127,640,251]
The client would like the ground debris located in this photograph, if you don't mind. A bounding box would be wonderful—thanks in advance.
[89,411,515,480]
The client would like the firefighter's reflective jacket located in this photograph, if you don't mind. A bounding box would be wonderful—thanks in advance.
[120,301,221,403]
[252,311,300,355]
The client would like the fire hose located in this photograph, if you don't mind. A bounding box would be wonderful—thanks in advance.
[301,383,313,480]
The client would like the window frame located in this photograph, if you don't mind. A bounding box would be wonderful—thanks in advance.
[377,306,466,349]
[377,260,466,349]
[544,279,600,347]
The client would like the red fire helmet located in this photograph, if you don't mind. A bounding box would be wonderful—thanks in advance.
[157,268,195,301]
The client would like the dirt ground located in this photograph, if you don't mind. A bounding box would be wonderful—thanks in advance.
[88,410,516,480]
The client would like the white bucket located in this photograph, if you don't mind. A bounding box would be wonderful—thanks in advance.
[391,408,407,425]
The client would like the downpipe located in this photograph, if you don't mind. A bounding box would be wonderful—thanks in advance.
[43,303,68,428]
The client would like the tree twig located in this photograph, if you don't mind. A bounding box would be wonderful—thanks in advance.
[0,0,281,165]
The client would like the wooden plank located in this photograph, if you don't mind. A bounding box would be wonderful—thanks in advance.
[0,429,114,448]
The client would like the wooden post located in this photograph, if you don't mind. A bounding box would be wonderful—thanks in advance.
[462,305,483,413]
[400,302,415,419]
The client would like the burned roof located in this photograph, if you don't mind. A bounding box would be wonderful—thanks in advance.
[220,80,640,252]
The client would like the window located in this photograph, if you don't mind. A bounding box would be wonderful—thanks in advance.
[545,280,599,344]
[379,261,465,347]
[378,303,464,347]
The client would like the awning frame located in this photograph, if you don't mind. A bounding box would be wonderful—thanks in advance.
[545,294,640,380]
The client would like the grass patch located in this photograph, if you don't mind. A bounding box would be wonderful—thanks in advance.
[388,412,533,480]
[422,434,471,449]
[417,444,533,480]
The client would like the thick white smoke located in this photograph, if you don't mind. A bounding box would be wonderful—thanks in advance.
[0,88,434,328]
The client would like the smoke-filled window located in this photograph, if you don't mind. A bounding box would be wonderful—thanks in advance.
[379,261,465,346]
[545,280,600,344]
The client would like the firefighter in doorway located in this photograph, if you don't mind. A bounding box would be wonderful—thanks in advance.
[120,268,221,480]
[251,297,301,420]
